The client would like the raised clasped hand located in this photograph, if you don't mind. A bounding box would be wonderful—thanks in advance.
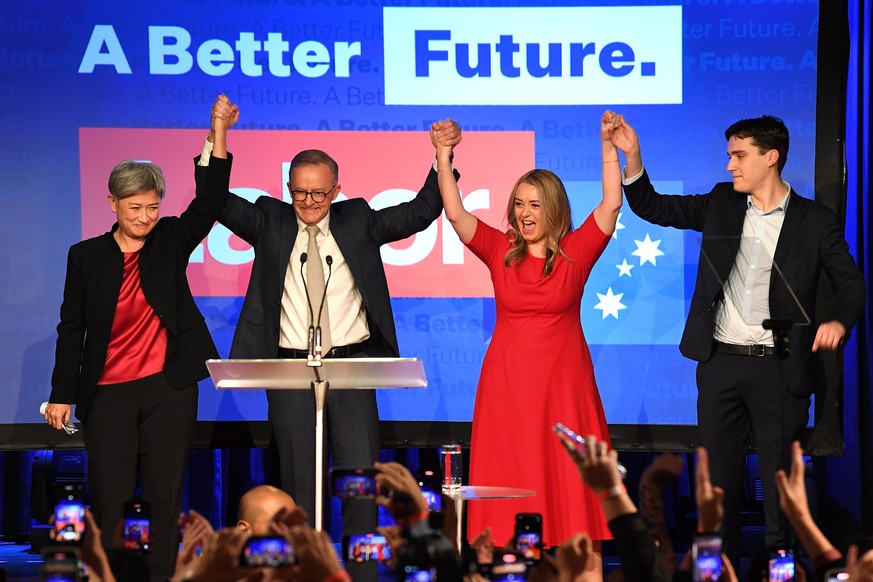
[211,93,240,133]
[601,110,621,142]
[431,118,461,154]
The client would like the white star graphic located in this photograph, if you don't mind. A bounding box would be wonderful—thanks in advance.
[594,287,627,320]
[615,259,634,277]
[612,212,626,240]
[632,234,665,266]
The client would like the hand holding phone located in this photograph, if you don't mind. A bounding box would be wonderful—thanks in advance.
[692,533,723,582]
[240,535,295,568]
[342,532,392,563]
[514,513,543,563]
[123,501,151,553]
[552,422,628,480]
[330,468,386,498]
[552,422,586,456]
[768,548,794,581]
[53,501,85,545]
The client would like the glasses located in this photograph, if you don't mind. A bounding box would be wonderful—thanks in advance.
[288,184,335,203]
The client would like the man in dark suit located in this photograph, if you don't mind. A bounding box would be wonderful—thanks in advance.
[198,120,460,579]
[608,115,865,564]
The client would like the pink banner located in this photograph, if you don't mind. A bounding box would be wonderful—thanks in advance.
[80,128,534,297]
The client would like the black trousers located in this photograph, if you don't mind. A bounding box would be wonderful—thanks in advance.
[82,372,198,582]
[268,348,380,582]
[697,352,810,567]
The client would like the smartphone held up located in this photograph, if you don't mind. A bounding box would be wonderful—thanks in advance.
[342,532,392,563]
[552,422,627,479]
[330,467,387,499]
[692,533,723,582]
[514,513,543,563]
[123,500,151,553]
[52,484,86,546]
[240,535,296,568]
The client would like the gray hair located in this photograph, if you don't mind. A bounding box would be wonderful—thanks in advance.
[289,149,339,183]
[108,160,167,200]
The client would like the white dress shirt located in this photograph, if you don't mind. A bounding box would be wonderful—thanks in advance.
[623,165,791,346]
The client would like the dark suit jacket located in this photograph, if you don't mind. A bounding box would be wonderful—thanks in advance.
[219,167,446,360]
[624,170,865,397]
[50,155,232,421]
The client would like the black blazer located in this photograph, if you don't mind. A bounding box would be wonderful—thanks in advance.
[219,166,447,360]
[50,155,232,421]
[624,170,866,397]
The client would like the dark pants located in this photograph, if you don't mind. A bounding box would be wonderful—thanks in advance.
[83,372,198,582]
[697,352,810,567]
[268,348,380,582]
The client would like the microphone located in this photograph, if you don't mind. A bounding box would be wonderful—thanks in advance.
[314,256,334,357]
[299,253,316,359]
[39,402,79,434]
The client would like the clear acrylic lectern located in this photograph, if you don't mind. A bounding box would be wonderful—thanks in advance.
[206,357,427,531]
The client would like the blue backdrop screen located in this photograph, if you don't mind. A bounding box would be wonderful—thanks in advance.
[0,1,820,427]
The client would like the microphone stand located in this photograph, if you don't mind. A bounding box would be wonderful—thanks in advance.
[298,253,328,528]
[299,253,320,366]
[314,256,334,362]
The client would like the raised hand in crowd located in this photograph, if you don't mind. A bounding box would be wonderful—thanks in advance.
[556,532,599,582]
[286,525,349,582]
[179,508,215,537]
[377,524,403,570]
[468,526,496,570]
[774,440,845,574]
[178,527,250,582]
[374,461,429,524]
[559,435,653,581]
[695,447,724,534]
[675,447,738,582]
[80,508,116,582]
[640,451,683,490]
[774,441,817,531]
[266,505,308,536]
[172,509,215,582]
[845,542,873,582]
[639,452,683,576]
[464,525,560,582]
[559,434,633,522]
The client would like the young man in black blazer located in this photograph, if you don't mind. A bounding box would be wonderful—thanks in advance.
[607,114,865,565]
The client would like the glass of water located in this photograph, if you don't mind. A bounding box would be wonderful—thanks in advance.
[440,444,462,492]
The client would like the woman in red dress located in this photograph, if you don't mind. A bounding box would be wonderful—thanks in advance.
[434,111,624,573]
